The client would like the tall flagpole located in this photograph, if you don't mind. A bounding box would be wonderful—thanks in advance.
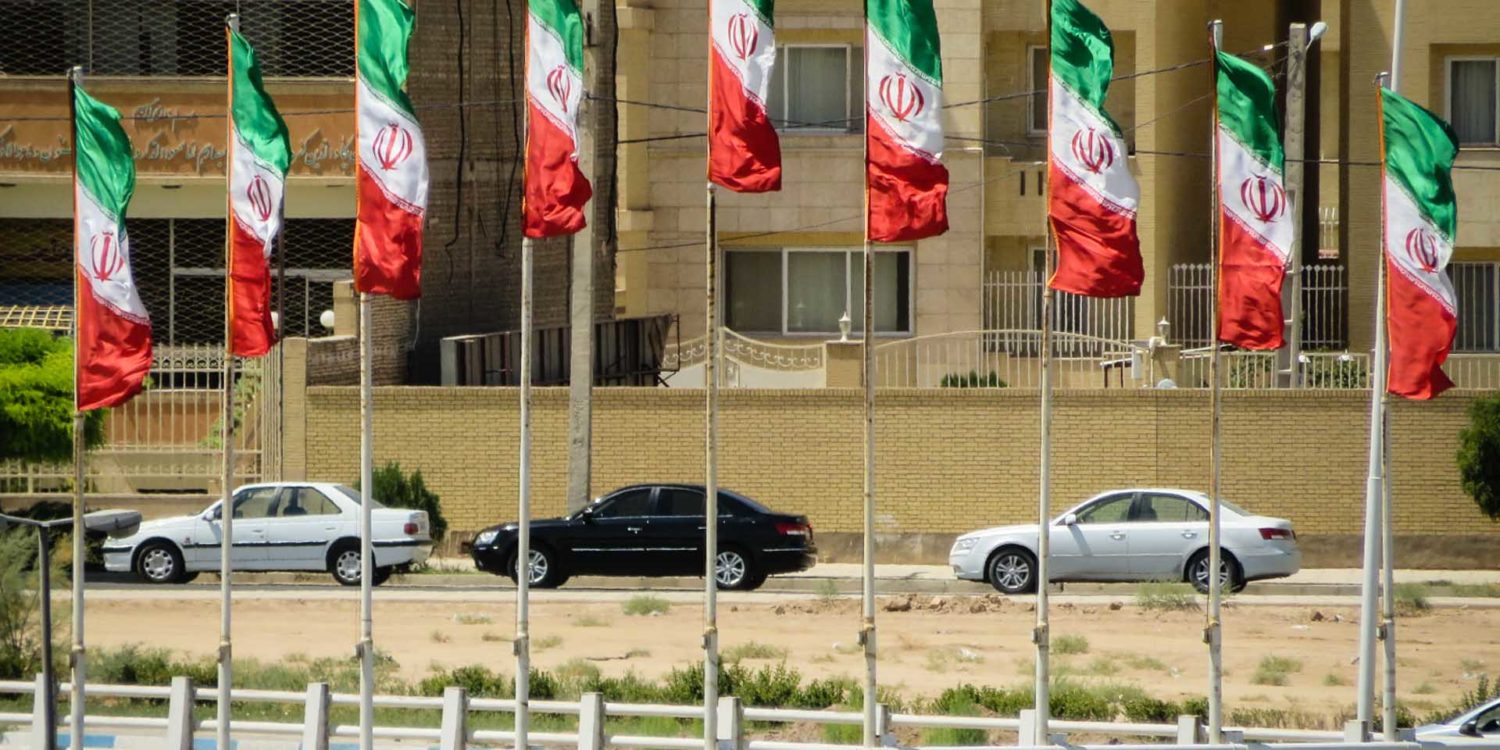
[218,20,241,748]
[703,180,721,750]
[859,5,878,744]
[1033,1,1054,741]
[1205,19,1225,744]
[358,291,374,750]
[66,65,87,750]
[516,236,534,750]
[1358,0,1404,724]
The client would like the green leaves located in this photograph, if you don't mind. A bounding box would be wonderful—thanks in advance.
[1458,393,1500,522]
[0,329,104,464]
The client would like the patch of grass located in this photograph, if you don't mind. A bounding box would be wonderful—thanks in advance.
[922,692,988,746]
[1413,682,1437,695]
[555,658,600,683]
[822,720,863,744]
[1136,582,1199,611]
[1053,634,1089,655]
[724,641,789,661]
[534,635,563,652]
[1445,582,1500,597]
[481,632,507,643]
[1395,583,1431,613]
[1461,659,1486,674]
[454,613,493,626]
[925,645,984,672]
[429,630,450,644]
[1323,672,1349,687]
[624,648,652,659]
[1118,654,1169,672]
[1083,656,1120,677]
[574,613,611,627]
[1252,655,1303,686]
[814,578,840,602]
[622,595,671,616]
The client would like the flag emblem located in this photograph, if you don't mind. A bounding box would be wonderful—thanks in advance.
[878,74,926,123]
[728,13,758,60]
[373,123,415,171]
[88,232,125,282]
[1070,128,1116,174]
[1405,227,1441,273]
[1240,176,1286,223]
[547,66,572,113]
[247,175,274,221]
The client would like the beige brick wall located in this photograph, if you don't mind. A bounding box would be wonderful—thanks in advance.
[301,387,1498,539]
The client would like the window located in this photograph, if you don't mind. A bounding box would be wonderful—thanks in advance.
[1076,494,1132,524]
[1029,46,1049,133]
[1133,494,1207,523]
[1449,59,1499,145]
[233,487,281,519]
[597,488,653,518]
[767,45,863,133]
[333,485,386,508]
[659,488,706,517]
[725,248,912,336]
[280,487,341,517]
[1453,262,1500,352]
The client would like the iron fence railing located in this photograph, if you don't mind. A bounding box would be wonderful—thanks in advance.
[982,270,1134,352]
[1167,263,1347,350]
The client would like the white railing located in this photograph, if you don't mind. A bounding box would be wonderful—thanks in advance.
[983,270,1134,344]
[1167,264,1347,350]
[1452,262,1500,353]
[874,330,1143,389]
[1,675,1477,750]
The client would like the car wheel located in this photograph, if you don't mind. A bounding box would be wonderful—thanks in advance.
[508,547,563,589]
[135,542,187,584]
[1187,550,1243,594]
[986,548,1037,595]
[329,542,364,586]
[715,548,758,591]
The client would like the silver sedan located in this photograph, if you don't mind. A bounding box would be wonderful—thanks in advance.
[948,488,1301,595]
[1416,696,1500,741]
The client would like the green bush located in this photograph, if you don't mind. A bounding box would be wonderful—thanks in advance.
[0,530,65,679]
[1049,681,1114,720]
[923,692,988,745]
[939,370,1007,388]
[0,329,105,464]
[622,594,671,616]
[1304,356,1369,389]
[1458,393,1500,522]
[1136,582,1199,611]
[359,462,448,541]
[1122,694,1182,723]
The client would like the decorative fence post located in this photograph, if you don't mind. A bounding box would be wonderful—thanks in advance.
[578,692,606,750]
[301,682,330,750]
[164,676,195,750]
[439,685,468,750]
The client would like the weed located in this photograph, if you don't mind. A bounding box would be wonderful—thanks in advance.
[481,632,507,643]
[1413,682,1436,695]
[822,720,862,744]
[1461,659,1486,674]
[1445,582,1500,598]
[1119,654,1169,672]
[814,578,840,602]
[1053,634,1089,655]
[624,648,652,659]
[575,613,611,627]
[556,658,601,683]
[925,646,983,672]
[622,595,671,616]
[1395,584,1431,613]
[1136,582,1200,611]
[534,635,563,652]
[1252,655,1303,686]
[1323,672,1349,687]
[1084,656,1120,677]
[454,613,493,626]
[429,630,451,644]
[922,692,987,745]
[724,642,789,661]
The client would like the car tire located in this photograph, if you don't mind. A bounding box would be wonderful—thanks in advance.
[986,547,1037,595]
[507,546,563,589]
[1187,549,1244,594]
[329,541,364,586]
[372,566,393,587]
[715,547,758,591]
[135,542,188,584]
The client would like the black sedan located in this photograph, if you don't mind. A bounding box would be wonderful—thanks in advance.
[469,484,816,590]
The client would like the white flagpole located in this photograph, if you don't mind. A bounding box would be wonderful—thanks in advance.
[1358,0,1404,728]
[859,10,879,745]
[358,291,374,750]
[703,181,721,750]
[1033,1,1054,741]
[219,21,240,747]
[1378,4,1406,737]
[516,235,534,750]
[1205,19,1225,744]
[66,65,87,750]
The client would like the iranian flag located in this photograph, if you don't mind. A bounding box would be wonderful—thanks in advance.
[1047,0,1141,298]
[227,22,291,357]
[865,0,948,243]
[1381,86,1460,400]
[355,0,428,299]
[524,0,592,237]
[1215,48,1292,350]
[708,0,780,192]
[71,81,152,411]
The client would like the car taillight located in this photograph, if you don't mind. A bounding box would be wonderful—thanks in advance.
[1259,527,1295,540]
[404,522,420,535]
[775,522,809,536]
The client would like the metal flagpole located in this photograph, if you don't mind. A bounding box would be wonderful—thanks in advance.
[219,21,240,746]
[66,64,88,750]
[703,182,721,750]
[358,292,374,750]
[859,9,877,742]
[1359,0,1404,726]
[517,236,534,750]
[1205,19,1225,744]
[1033,1,1054,741]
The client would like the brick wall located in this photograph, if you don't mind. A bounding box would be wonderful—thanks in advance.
[298,387,1498,540]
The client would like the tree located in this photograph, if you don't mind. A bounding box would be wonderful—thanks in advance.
[1458,392,1500,522]
[357,462,448,542]
[0,329,104,464]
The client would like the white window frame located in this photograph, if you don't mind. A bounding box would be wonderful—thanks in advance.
[773,43,860,135]
[725,246,914,337]
[1028,45,1050,135]
[1445,56,1500,146]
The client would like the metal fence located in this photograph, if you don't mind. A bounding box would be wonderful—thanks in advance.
[1167,263,1347,350]
[982,270,1134,353]
[874,330,1143,389]
[1452,261,1499,353]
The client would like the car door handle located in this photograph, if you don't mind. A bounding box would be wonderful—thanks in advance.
[1181,531,1198,539]
[1110,532,1126,540]
[627,527,643,534]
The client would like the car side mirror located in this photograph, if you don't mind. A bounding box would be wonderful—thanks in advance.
[580,507,596,522]
[1062,513,1079,526]
[1460,720,1481,737]
[206,507,221,521]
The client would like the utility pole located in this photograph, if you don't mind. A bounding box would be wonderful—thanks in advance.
[1281,22,1310,387]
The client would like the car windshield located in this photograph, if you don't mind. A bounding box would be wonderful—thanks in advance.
[332,485,385,508]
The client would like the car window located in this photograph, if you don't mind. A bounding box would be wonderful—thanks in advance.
[233,487,280,519]
[1476,703,1500,733]
[280,487,341,517]
[1077,494,1132,524]
[1134,494,1207,523]
[332,485,386,509]
[719,494,754,516]
[596,488,653,518]
[659,488,705,516]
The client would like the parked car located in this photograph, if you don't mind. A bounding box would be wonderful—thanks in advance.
[949,488,1300,594]
[1416,695,1500,740]
[102,482,432,586]
[470,484,816,590]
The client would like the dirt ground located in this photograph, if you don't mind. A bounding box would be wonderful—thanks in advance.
[84,594,1498,720]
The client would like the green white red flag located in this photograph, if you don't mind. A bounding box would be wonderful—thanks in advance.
[865,0,948,243]
[71,81,152,411]
[1047,0,1141,297]
[524,0,593,237]
[1214,48,1291,350]
[355,0,428,299]
[708,0,781,192]
[1381,86,1460,400]
[227,22,291,357]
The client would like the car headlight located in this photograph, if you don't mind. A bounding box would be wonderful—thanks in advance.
[951,537,978,554]
[474,529,500,547]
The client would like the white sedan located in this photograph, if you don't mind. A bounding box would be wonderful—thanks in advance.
[949,488,1300,594]
[103,482,432,586]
